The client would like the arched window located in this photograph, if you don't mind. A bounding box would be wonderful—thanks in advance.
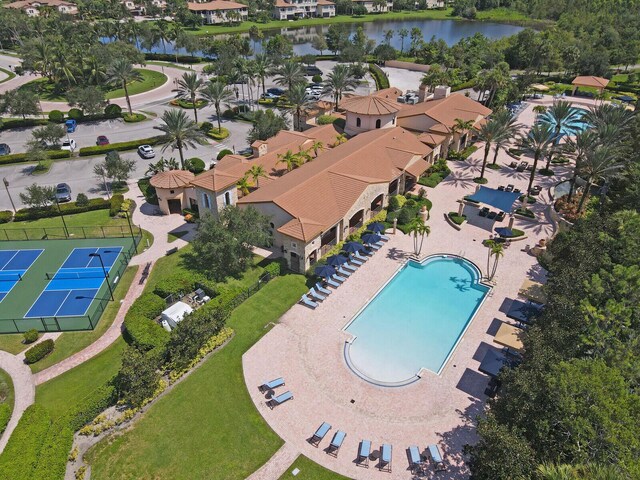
[376,119,381,129]
[224,191,231,206]
[356,117,361,127]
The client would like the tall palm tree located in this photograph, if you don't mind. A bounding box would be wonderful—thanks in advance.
[451,118,475,152]
[154,109,207,170]
[542,100,583,170]
[333,133,347,146]
[274,60,305,92]
[287,83,312,131]
[420,65,450,93]
[564,130,600,201]
[277,149,301,172]
[519,123,555,194]
[486,240,504,281]
[174,72,204,123]
[106,59,142,115]
[474,117,506,182]
[311,140,324,157]
[323,64,358,111]
[236,176,251,197]
[408,218,430,256]
[252,53,272,99]
[585,103,635,131]
[201,80,234,130]
[154,19,172,55]
[576,145,624,213]
[296,147,313,165]
[246,164,267,188]
[490,109,522,166]
[532,105,547,117]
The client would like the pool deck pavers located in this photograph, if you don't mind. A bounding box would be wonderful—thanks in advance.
[244,100,566,479]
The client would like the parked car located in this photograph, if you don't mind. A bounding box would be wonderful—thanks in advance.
[261,92,279,100]
[55,183,72,202]
[65,119,77,133]
[266,87,285,97]
[61,139,77,151]
[306,91,321,101]
[96,135,109,146]
[0,143,11,155]
[305,66,322,76]
[138,145,155,159]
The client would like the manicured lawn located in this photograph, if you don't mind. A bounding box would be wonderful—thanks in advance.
[17,69,167,102]
[279,455,351,479]
[0,367,14,416]
[167,230,188,243]
[85,274,308,480]
[29,266,138,373]
[0,66,16,85]
[476,7,529,22]
[0,335,28,354]
[36,337,126,419]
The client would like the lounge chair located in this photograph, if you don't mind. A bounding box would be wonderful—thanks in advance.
[487,211,497,220]
[517,161,527,172]
[479,207,489,217]
[309,422,331,447]
[530,185,542,195]
[428,444,446,472]
[300,294,318,309]
[327,430,346,457]
[506,184,514,192]
[409,445,423,472]
[514,188,521,193]
[354,251,370,262]
[260,377,284,392]
[268,390,293,409]
[509,161,518,169]
[308,287,326,302]
[325,277,341,288]
[357,440,371,468]
[332,273,347,283]
[342,263,357,272]
[367,242,383,250]
[379,443,392,472]
[496,211,505,222]
[348,255,364,266]
[497,185,505,191]
[315,282,331,296]
[337,266,352,277]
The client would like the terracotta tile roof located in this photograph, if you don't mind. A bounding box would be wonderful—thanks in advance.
[340,95,401,115]
[150,170,195,189]
[5,0,74,7]
[238,127,431,242]
[397,94,492,129]
[187,0,246,11]
[274,0,290,6]
[417,131,447,146]
[371,87,403,100]
[316,0,335,5]
[571,76,609,89]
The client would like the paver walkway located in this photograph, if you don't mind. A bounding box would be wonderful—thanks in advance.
[0,350,34,452]
[247,442,300,480]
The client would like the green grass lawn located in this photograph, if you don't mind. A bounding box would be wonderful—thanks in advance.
[85,274,308,480]
[28,266,138,373]
[0,66,16,85]
[167,230,189,243]
[0,368,14,417]
[476,7,530,22]
[146,61,195,72]
[17,69,167,102]
[279,455,351,479]
[0,334,28,354]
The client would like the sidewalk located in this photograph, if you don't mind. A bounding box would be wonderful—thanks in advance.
[0,350,34,452]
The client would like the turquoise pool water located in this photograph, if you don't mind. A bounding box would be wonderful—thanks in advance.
[538,107,590,137]
[344,256,489,386]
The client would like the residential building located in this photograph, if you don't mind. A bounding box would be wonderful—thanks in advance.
[4,0,77,16]
[340,95,401,136]
[149,170,197,215]
[122,0,166,15]
[352,0,393,13]
[187,0,248,24]
[273,0,335,20]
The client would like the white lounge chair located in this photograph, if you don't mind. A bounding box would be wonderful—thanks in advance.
[354,251,370,261]
[315,282,331,295]
[348,255,364,266]
[325,277,340,288]
[337,267,352,277]
[308,287,326,302]
[332,273,347,283]
[342,263,357,272]
[260,377,285,392]
[309,422,331,447]
[300,294,318,309]
[268,390,293,409]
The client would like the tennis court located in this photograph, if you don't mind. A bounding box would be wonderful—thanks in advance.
[0,249,44,302]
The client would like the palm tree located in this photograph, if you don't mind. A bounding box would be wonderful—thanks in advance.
[408,218,430,256]
[490,110,522,166]
[576,145,624,213]
[474,117,506,182]
[106,59,142,115]
[398,28,409,54]
[564,130,599,201]
[541,100,583,170]
[420,65,450,93]
[333,133,347,147]
[532,105,547,117]
[154,110,207,170]
[277,149,301,172]
[323,64,358,111]
[287,83,312,132]
[274,60,305,91]
[485,240,504,281]
[246,164,267,188]
[585,103,635,132]
[296,147,313,165]
[311,140,324,157]
[236,176,251,197]
[174,72,204,123]
[519,123,555,194]
[451,118,475,152]
[201,80,234,130]
[252,53,272,99]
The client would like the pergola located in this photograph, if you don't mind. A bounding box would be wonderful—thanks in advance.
[571,76,609,95]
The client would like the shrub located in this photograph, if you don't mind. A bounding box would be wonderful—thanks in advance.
[419,173,443,188]
[23,329,39,344]
[170,99,207,109]
[222,108,235,119]
[104,104,122,119]
[0,118,48,131]
[473,177,488,184]
[312,74,322,83]
[109,194,124,217]
[123,113,146,123]
[397,206,417,225]
[217,149,233,160]
[13,198,109,222]
[199,121,213,132]
[67,108,84,121]
[123,314,169,351]
[207,127,229,140]
[388,194,406,211]
[138,178,158,205]
[75,193,89,206]
[317,114,337,125]
[144,52,201,64]
[152,270,202,298]
[368,63,390,89]
[128,293,165,319]
[448,212,467,225]
[264,260,282,277]
[68,385,116,431]
[186,157,205,174]
[48,110,64,123]
[24,339,54,364]
[0,403,10,434]
[0,210,12,223]
[515,207,535,218]
[78,136,161,156]
[30,416,73,480]
[0,150,71,166]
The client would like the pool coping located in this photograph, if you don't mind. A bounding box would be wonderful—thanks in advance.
[342,253,492,387]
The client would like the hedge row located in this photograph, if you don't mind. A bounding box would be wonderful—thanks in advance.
[30,416,73,480]
[0,403,10,434]
[369,63,390,90]
[0,149,71,166]
[78,136,162,156]
[123,292,170,351]
[0,210,12,223]
[0,118,48,131]
[68,384,116,431]
[24,339,54,364]
[144,52,202,64]
[14,197,110,222]
[109,194,124,217]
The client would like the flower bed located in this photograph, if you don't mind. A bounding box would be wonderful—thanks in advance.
[206,127,230,140]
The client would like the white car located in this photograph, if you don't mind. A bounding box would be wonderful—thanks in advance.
[306,92,321,101]
[61,139,77,151]
[138,145,155,159]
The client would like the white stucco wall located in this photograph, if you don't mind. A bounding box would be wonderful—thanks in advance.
[344,112,397,136]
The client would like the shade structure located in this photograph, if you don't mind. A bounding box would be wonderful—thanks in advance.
[493,323,524,352]
[343,241,366,254]
[326,254,348,267]
[478,349,507,377]
[361,233,381,245]
[495,227,514,237]
[314,265,337,279]
[467,187,520,213]
[367,222,386,234]
[530,83,549,91]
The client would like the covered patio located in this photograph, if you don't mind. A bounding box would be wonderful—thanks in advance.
[459,186,521,231]
[571,76,609,95]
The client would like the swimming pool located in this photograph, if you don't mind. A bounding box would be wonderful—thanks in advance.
[538,107,590,137]
[344,255,490,386]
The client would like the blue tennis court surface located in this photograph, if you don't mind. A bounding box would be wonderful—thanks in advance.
[0,249,44,302]
[25,247,122,318]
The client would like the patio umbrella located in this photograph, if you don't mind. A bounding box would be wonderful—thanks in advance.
[343,241,366,254]
[530,83,549,92]
[326,254,348,267]
[361,233,381,245]
[314,265,337,279]
[367,222,386,234]
[615,95,634,103]
[495,227,514,237]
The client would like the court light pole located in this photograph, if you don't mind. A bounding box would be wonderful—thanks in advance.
[53,196,69,238]
[89,253,114,301]
[2,178,16,213]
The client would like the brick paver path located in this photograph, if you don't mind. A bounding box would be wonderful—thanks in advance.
[0,351,35,452]
[246,442,300,480]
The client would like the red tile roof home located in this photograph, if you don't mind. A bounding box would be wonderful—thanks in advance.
[187,0,246,10]
[238,127,431,242]
[340,95,401,115]
[397,93,492,129]
[571,76,609,89]
[371,87,404,101]
[150,170,195,189]
[5,0,75,9]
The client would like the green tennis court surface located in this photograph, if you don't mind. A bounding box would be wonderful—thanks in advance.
[0,238,135,333]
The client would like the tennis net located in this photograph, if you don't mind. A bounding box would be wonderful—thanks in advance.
[46,270,108,280]
[0,272,22,281]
